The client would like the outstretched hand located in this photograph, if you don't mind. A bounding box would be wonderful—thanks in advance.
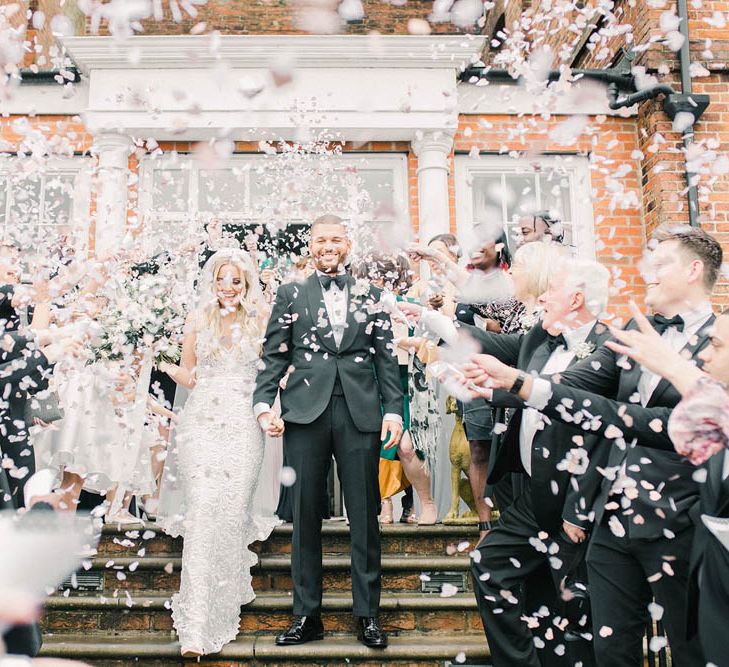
[605,301,672,375]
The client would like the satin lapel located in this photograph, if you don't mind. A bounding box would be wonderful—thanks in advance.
[648,314,715,408]
[336,274,363,353]
[562,321,609,371]
[525,340,552,374]
[707,453,729,517]
[617,320,644,402]
[304,274,338,354]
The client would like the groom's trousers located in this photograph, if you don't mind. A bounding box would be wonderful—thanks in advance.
[284,387,382,618]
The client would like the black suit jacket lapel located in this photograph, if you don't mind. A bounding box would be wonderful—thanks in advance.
[337,275,363,353]
[305,274,338,354]
[648,314,715,408]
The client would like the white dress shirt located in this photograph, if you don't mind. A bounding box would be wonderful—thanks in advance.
[519,321,596,476]
[636,302,714,405]
[318,270,348,348]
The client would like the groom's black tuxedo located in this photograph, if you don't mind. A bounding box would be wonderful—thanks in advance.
[254,272,402,619]
[254,273,402,432]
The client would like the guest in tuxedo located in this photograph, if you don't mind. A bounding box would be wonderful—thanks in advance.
[399,256,610,665]
[472,224,718,666]
[465,304,729,667]
[253,215,403,649]
[460,258,610,666]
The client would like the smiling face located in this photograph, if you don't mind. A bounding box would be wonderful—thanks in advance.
[643,239,702,316]
[539,270,581,334]
[309,222,351,275]
[698,315,729,384]
[518,215,550,247]
[215,263,245,310]
[469,241,498,271]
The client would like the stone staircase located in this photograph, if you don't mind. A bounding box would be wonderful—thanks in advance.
[39,521,490,666]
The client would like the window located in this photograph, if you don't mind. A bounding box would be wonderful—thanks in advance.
[454,154,595,258]
[138,153,409,259]
[0,156,92,251]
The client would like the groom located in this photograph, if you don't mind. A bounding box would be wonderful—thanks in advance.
[253,214,403,649]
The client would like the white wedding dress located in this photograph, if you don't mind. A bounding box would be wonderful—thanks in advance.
[165,324,278,654]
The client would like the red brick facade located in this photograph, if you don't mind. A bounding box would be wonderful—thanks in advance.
[4,0,729,313]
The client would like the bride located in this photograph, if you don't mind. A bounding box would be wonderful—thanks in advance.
[157,248,279,657]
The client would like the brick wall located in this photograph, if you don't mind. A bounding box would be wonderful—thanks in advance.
[453,113,645,316]
[87,0,472,37]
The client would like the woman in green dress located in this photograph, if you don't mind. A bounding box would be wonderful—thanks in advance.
[353,254,439,526]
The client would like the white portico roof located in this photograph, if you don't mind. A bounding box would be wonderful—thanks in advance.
[59,34,486,141]
[61,34,487,72]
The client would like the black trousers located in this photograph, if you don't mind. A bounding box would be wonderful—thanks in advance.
[586,516,704,666]
[284,393,381,617]
[1,430,34,509]
[471,486,594,667]
[697,543,729,666]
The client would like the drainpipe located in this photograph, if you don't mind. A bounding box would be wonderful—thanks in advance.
[676,0,701,227]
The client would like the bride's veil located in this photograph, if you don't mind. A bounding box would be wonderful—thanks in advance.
[155,248,280,536]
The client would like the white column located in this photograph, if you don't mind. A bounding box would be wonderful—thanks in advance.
[92,132,131,257]
[411,131,454,244]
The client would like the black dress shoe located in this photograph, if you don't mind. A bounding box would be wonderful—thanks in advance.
[357,616,388,649]
[275,615,324,646]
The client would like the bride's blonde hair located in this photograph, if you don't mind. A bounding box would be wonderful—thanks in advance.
[199,251,268,345]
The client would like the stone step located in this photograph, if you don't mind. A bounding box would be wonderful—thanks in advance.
[40,633,490,666]
[43,592,483,636]
[77,554,473,595]
[98,521,480,558]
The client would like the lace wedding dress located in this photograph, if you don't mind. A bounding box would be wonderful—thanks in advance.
[166,325,278,654]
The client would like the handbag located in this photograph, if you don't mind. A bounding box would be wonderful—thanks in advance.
[24,390,64,427]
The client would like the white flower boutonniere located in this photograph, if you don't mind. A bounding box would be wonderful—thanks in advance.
[573,341,596,360]
[351,278,371,299]
[519,311,540,333]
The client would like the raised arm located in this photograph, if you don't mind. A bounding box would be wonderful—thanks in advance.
[159,315,197,389]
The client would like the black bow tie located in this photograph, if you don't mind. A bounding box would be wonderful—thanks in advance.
[320,274,348,290]
[546,333,567,353]
[653,314,684,335]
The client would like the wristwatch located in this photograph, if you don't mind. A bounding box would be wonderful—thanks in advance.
[508,370,528,395]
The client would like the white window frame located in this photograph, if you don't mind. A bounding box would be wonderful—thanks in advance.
[0,156,93,252]
[137,152,409,253]
[454,154,596,258]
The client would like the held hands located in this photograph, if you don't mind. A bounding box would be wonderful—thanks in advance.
[258,411,285,437]
[381,418,403,450]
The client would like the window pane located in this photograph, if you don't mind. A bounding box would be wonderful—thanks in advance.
[8,173,42,226]
[504,174,537,222]
[152,169,189,213]
[539,173,572,221]
[471,174,504,225]
[199,169,247,213]
[44,173,75,226]
[357,169,395,213]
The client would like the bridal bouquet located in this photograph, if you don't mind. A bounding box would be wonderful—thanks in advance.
[89,270,186,366]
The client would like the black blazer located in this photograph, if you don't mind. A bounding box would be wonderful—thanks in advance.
[469,322,610,534]
[253,273,403,433]
[556,315,715,539]
[533,381,728,645]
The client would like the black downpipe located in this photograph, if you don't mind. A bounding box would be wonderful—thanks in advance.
[677,0,701,227]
